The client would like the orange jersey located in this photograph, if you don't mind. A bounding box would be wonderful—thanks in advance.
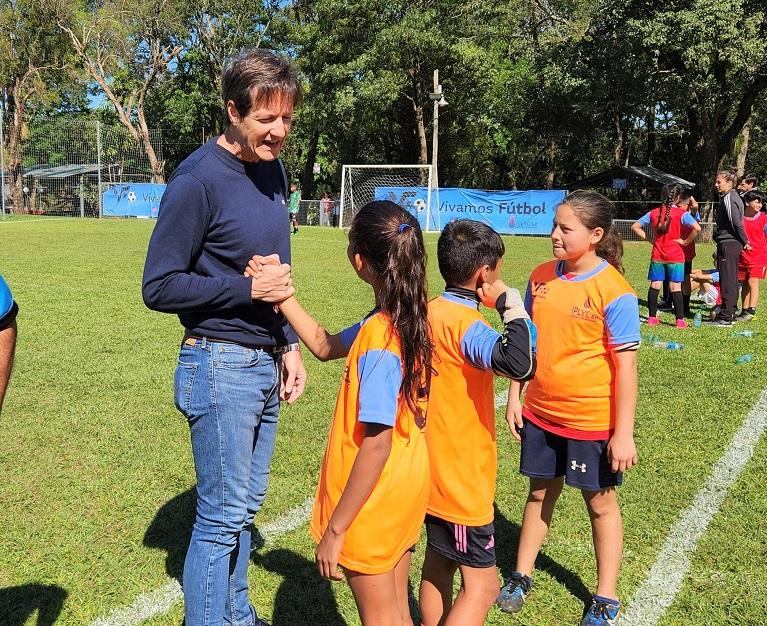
[523,260,640,434]
[310,312,430,574]
[425,293,498,526]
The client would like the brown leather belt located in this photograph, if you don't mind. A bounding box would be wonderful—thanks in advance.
[183,334,284,354]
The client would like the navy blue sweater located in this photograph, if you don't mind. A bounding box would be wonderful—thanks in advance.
[142,139,297,346]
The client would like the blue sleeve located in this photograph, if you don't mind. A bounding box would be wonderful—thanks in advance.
[763,224,767,235]
[637,212,652,226]
[141,174,253,313]
[604,293,641,347]
[0,276,17,329]
[693,211,701,222]
[681,212,697,226]
[339,322,362,350]
[358,349,402,427]
[460,320,500,370]
[524,280,533,316]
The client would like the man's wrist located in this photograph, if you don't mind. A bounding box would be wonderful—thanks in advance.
[280,342,300,353]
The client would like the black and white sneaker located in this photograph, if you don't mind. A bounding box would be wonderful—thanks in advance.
[704,317,734,327]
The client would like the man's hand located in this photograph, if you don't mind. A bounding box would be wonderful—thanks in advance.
[280,350,306,404]
[477,279,510,309]
[244,254,294,303]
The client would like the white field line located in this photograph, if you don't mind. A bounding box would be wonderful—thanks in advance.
[0,217,71,225]
[91,497,315,626]
[620,387,767,625]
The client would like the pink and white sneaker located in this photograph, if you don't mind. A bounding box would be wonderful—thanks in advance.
[645,316,661,326]
[676,319,688,329]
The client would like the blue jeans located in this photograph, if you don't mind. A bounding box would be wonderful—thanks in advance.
[174,337,280,626]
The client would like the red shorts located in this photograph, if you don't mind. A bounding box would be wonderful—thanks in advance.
[738,264,767,281]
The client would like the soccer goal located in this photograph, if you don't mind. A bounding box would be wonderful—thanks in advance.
[339,164,439,231]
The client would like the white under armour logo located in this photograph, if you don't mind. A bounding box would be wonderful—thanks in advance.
[571,460,587,473]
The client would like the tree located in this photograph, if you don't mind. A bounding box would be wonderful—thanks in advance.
[0,0,72,212]
[57,0,190,183]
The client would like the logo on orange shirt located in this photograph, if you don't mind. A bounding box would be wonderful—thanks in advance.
[531,281,549,299]
[570,297,600,322]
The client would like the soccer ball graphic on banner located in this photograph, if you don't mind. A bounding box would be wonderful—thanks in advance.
[413,198,427,212]
[127,191,137,203]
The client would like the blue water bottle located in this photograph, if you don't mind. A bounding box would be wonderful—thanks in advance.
[735,354,754,365]
[693,311,702,328]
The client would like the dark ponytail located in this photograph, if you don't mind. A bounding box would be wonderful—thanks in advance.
[563,190,625,274]
[656,183,682,235]
[348,201,433,415]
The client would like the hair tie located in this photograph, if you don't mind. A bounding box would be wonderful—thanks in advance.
[398,223,412,233]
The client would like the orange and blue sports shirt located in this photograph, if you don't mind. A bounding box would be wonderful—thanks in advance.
[523,259,640,440]
[637,206,698,263]
[0,276,17,330]
[426,289,536,526]
[310,311,430,575]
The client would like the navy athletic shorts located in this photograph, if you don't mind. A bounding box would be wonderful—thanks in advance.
[519,417,622,491]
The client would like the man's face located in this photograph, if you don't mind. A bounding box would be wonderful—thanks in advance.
[229,95,294,162]
[738,179,755,193]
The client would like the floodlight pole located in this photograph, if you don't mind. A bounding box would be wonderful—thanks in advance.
[429,70,446,231]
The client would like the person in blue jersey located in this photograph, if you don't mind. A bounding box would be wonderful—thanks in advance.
[142,49,306,626]
[0,275,18,413]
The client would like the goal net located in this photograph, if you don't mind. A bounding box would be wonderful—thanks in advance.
[339,165,438,231]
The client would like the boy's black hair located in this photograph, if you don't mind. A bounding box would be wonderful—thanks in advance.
[437,219,505,285]
[741,173,759,186]
[743,189,765,205]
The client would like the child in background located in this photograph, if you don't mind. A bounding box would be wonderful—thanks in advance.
[631,183,701,328]
[736,190,767,321]
[498,191,640,626]
[247,201,432,625]
[288,182,301,234]
[679,190,701,316]
[419,219,536,626]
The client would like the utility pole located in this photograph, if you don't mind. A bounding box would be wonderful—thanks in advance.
[429,70,447,230]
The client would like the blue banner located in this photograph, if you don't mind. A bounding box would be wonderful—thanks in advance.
[103,183,166,218]
[373,187,566,235]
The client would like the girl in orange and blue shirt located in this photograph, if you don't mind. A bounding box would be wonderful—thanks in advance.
[498,191,640,626]
[249,200,433,626]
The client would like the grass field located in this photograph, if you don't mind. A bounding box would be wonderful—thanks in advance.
[0,219,765,626]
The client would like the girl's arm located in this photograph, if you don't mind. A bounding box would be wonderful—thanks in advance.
[316,423,393,580]
[608,348,638,472]
[279,296,351,361]
[243,256,351,361]
[631,221,648,241]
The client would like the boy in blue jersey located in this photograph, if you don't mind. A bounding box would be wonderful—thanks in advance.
[0,275,18,412]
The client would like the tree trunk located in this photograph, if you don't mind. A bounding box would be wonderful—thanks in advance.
[646,106,656,165]
[735,118,751,175]
[613,110,623,165]
[301,129,320,199]
[412,75,428,166]
[8,80,25,214]
[545,140,556,189]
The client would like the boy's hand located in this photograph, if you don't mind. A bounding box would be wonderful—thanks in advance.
[477,279,510,308]
[506,395,524,441]
[607,434,638,473]
[316,528,345,581]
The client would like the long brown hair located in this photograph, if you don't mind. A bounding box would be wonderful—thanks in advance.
[564,190,625,273]
[349,201,433,414]
[655,183,682,235]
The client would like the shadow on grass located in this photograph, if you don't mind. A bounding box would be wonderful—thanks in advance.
[143,487,196,580]
[495,508,592,607]
[254,548,345,626]
[0,583,68,626]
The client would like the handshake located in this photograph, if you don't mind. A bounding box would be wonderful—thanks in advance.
[244,254,295,303]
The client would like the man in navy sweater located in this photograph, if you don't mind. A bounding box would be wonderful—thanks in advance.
[142,50,304,626]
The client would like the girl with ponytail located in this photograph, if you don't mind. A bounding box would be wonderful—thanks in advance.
[499,190,641,625]
[631,183,701,328]
[246,200,432,624]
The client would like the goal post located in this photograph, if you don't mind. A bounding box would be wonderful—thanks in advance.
[339,164,439,231]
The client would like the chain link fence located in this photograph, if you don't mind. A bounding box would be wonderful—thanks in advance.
[0,115,162,218]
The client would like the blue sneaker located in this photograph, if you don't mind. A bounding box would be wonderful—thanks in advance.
[497,571,532,614]
[580,595,620,626]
